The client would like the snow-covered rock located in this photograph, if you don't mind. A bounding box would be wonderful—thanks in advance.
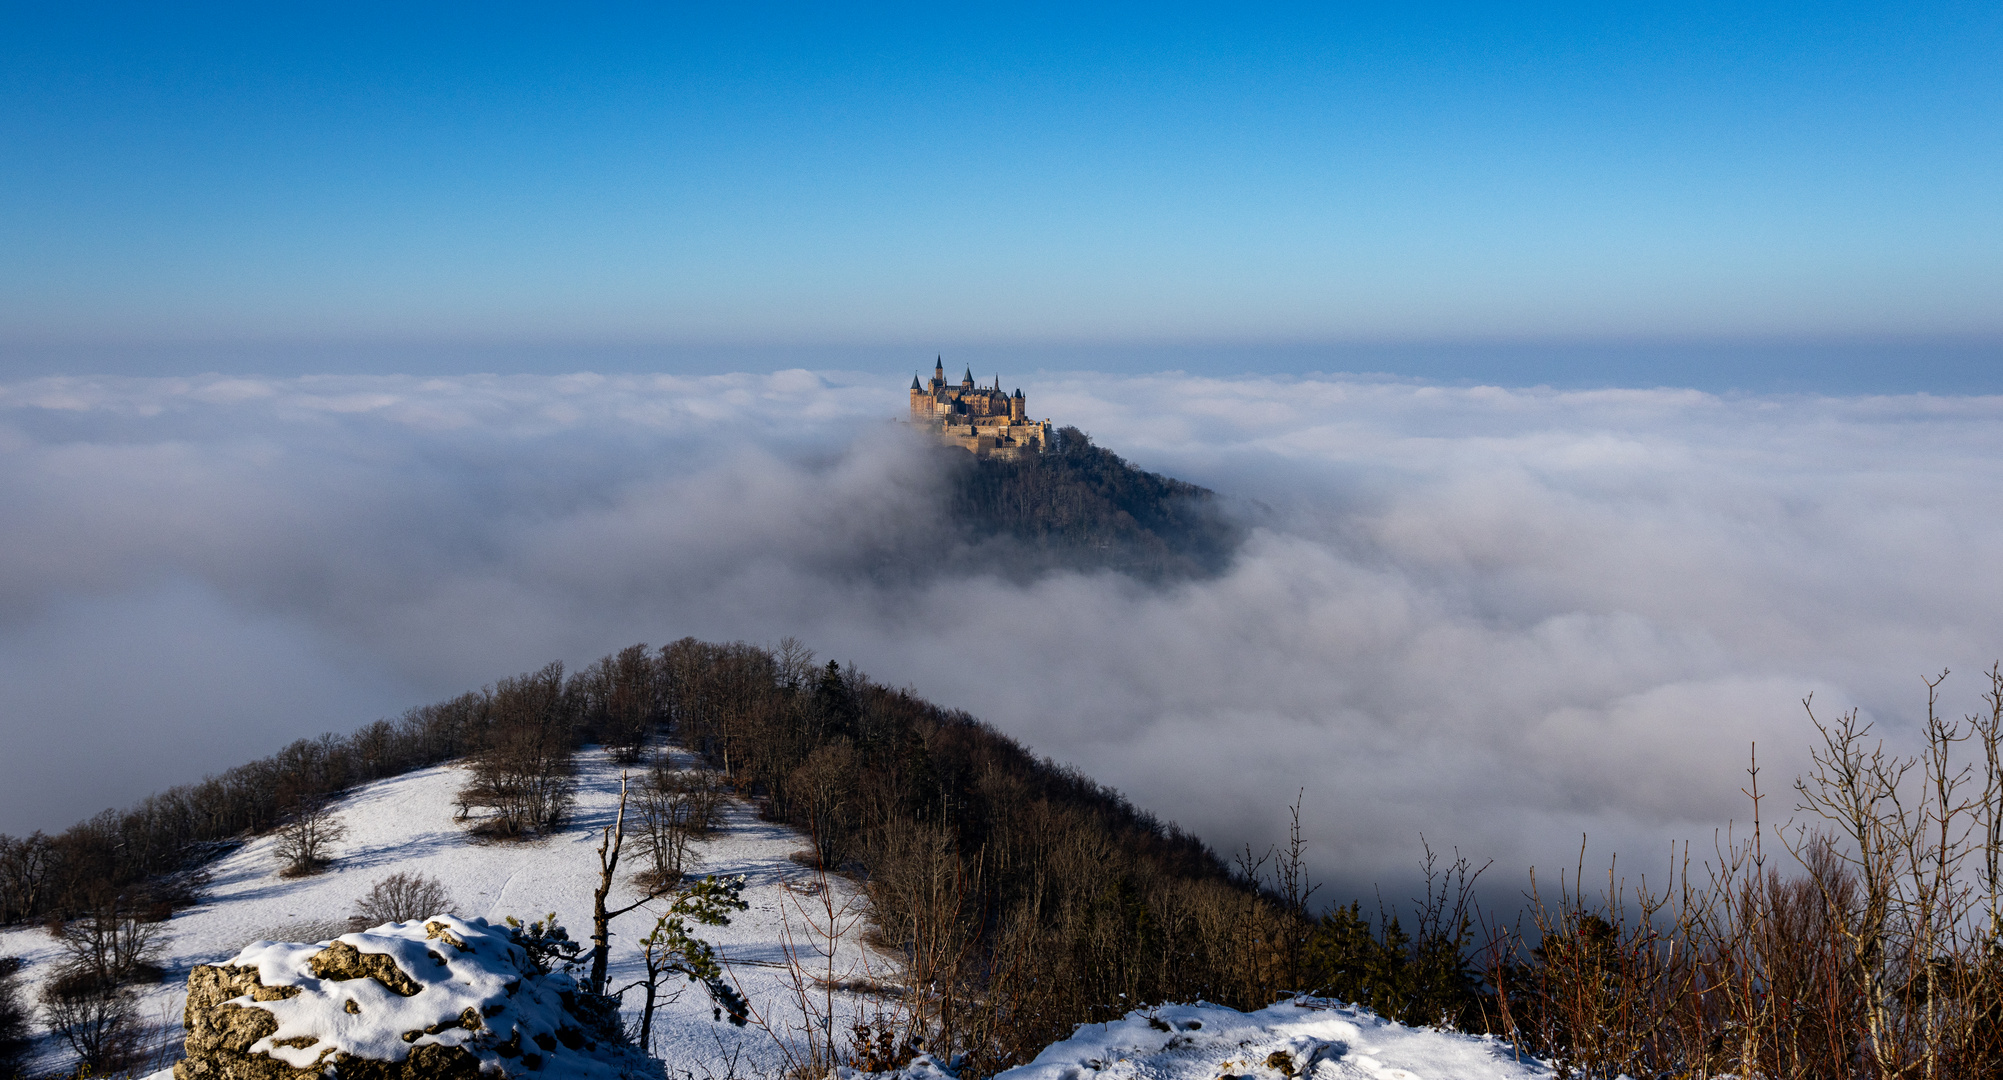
[831,1053,957,1080]
[993,1000,1545,1080]
[174,915,652,1080]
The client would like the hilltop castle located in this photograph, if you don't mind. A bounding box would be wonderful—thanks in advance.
[909,357,1053,460]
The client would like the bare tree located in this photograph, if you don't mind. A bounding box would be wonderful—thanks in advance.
[633,763,723,888]
[52,898,163,994]
[352,872,457,926]
[602,644,660,764]
[42,983,138,1074]
[587,775,671,996]
[575,645,662,765]
[461,663,576,837]
[787,740,857,869]
[0,833,53,925]
[861,819,978,1048]
[274,797,348,877]
[776,637,817,693]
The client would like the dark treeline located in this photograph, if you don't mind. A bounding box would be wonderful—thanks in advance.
[943,427,1243,581]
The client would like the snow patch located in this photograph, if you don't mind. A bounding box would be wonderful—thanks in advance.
[993,1000,1545,1080]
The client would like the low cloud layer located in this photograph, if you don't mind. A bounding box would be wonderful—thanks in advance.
[3,370,2000,899]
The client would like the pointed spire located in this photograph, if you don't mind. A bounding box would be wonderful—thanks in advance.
[910,374,922,390]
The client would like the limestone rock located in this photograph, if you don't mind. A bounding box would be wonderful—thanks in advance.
[176,965,315,1080]
[305,943,422,997]
[173,915,651,1080]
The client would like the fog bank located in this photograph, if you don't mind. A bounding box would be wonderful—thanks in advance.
[3,370,1999,898]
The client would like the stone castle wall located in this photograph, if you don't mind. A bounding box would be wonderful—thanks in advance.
[907,362,1051,459]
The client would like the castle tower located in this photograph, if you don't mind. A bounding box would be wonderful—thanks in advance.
[910,374,926,417]
[961,367,975,388]
[1010,387,1026,423]
[932,356,944,392]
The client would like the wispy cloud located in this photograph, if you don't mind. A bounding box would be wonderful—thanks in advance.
[3,370,1999,897]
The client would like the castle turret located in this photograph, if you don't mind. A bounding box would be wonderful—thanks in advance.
[1010,387,1026,423]
[962,367,975,388]
[932,356,945,392]
[910,374,927,418]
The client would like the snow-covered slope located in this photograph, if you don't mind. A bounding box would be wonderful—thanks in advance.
[6,747,1549,1079]
[0,747,888,1078]
[993,1000,1543,1080]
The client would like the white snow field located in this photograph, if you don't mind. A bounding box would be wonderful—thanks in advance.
[6,746,1548,1079]
[1,746,894,1078]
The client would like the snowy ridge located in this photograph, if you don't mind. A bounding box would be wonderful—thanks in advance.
[988,1001,1544,1080]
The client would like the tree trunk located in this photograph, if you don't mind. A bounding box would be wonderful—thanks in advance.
[588,777,629,996]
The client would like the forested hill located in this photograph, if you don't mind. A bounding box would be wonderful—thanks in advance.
[0,639,1424,1076]
[942,426,1242,580]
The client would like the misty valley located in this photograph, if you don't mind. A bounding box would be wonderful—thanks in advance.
[2,371,2000,1080]
[0,386,1994,1080]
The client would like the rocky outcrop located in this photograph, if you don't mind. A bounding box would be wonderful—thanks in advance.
[177,964,315,1080]
[174,916,650,1080]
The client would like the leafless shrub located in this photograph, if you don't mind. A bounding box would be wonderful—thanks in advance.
[1483,664,2003,1079]
[739,856,879,1077]
[353,871,457,926]
[274,796,348,876]
[1485,849,1705,1080]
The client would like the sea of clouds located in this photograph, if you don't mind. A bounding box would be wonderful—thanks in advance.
[3,369,2001,900]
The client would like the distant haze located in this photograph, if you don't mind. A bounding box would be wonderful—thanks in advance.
[3,369,1999,902]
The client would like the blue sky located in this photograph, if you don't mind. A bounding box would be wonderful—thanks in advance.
[2,3,1999,388]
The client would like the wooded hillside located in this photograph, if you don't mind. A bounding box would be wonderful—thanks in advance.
[940,427,1242,581]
